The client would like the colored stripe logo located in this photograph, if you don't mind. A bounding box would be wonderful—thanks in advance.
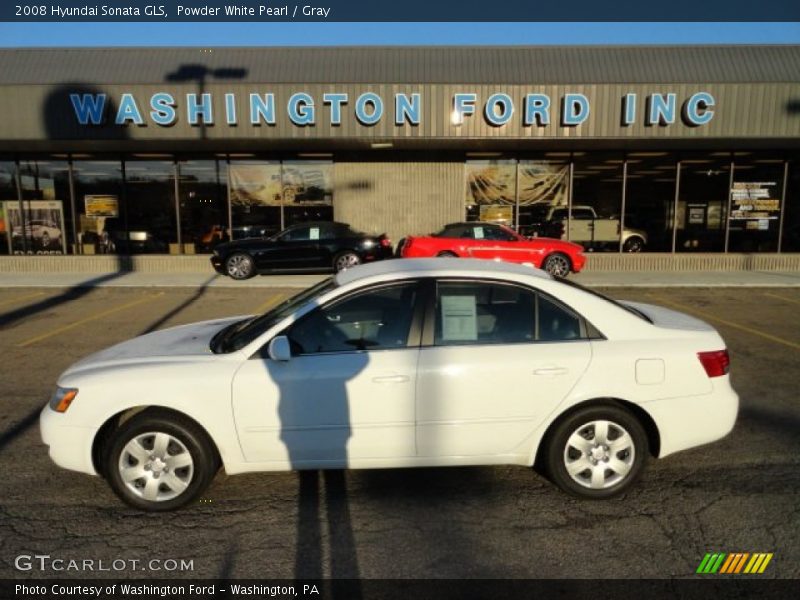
[696,552,773,574]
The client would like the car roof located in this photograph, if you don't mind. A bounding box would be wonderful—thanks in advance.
[335,257,552,286]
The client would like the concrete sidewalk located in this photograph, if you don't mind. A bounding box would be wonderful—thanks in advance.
[1,269,800,288]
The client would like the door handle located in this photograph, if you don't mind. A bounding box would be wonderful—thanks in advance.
[372,375,410,384]
[533,367,568,376]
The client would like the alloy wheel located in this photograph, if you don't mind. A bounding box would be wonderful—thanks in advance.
[544,254,571,277]
[334,252,360,272]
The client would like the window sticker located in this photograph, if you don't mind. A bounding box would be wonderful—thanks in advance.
[309,227,320,240]
[474,226,484,239]
[441,295,478,341]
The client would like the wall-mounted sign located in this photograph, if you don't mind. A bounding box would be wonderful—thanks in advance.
[84,194,119,217]
[69,90,715,129]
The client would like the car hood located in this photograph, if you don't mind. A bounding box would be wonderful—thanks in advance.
[61,316,248,378]
[619,301,715,332]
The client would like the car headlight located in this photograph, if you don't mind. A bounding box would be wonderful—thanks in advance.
[49,387,78,413]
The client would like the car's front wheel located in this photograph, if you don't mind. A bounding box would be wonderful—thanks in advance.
[542,252,572,278]
[225,252,255,280]
[437,251,458,257]
[106,410,219,511]
[544,405,647,498]
[623,236,645,253]
[41,232,51,248]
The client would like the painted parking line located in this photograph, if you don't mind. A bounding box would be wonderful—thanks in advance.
[252,293,289,315]
[763,291,800,306]
[17,293,165,348]
[647,293,800,351]
[0,291,45,309]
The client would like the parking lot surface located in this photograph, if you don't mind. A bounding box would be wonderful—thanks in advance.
[1,284,798,579]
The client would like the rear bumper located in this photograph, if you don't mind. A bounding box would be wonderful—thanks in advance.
[643,377,739,458]
[40,405,98,476]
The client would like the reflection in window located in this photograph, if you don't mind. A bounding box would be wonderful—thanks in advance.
[676,156,730,252]
[72,160,123,255]
[230,161,333,239]
[728,157,784,252]
[624,153,677,252]
[123,161,176,254]
[465,160,516,226]
[570,154,624,252]
[0,161,18,255]
[288,283,418,354]
[178,160,228,254]
[14,160,71,255]
[518,161,569,237]
[282,161,334,227]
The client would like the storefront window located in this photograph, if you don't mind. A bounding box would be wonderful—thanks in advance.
[0,161,17,255]
[570,154,624,251]
[230,161,282,239]
[783,157,800,252]
[282,161,333,227]
[517,160,569,238]
[465,160,517,227]
[727,156,784,252]
[123,160,177,254]
[676,155,731,252]
[72,160,124,255]
[624,153,678,252]
[178,160,228,254]
[14,159,71,255]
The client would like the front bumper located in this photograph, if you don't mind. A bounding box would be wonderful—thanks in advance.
[643,377,739,458]
[572,252,587,273]
[210,255,225,274]
[40,405,98,476]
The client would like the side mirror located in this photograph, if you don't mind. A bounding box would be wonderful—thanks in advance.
[267,336,292,361]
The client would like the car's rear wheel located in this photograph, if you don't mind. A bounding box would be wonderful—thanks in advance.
[334,251,361,272]
[225,252,255,280]
[436,251,458,257]
[542,252,571,277]
[623,236,645,253]
[544,405,648,499]
[106,410,219,511]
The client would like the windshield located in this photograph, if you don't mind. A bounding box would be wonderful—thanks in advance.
[211,277,337,353]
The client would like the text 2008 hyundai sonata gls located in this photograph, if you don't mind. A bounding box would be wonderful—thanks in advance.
[41,258,738,511]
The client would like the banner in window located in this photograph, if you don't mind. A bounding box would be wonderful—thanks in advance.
[4,200,66,255]
[729,181,781,231]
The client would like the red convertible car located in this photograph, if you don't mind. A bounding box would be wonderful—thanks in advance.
[398,222,586,277]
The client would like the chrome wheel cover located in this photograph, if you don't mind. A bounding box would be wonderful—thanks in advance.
[335,253,360,271]
[563,420,635,490]
[545,255,570,277]
[118,432,194,502]
[226,254,251,278]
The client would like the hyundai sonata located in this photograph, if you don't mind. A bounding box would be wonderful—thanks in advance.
[41,259,738,510]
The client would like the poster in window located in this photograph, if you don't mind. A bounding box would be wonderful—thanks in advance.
[229,164,283,206]
[729,182,781,223]
[84,194,119,218]
[4,200,66,255]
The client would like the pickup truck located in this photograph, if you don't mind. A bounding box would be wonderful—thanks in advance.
[532,205,648,252]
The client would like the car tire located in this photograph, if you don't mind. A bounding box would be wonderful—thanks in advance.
[436,251,458,257]
[105,409,219,511]
[623,236,645,253]
[542,252,572,278]
[225,252,255,280]
[41,232,50,248]
[543,405,648,499]
[333,251,361,272]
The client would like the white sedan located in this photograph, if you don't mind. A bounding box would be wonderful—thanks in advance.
[41,258,738,510]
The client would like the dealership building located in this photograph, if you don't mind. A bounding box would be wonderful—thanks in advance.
[0,45,798,269]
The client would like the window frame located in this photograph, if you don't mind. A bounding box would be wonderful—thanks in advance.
[271,279,428,357]
[420,277,601,348]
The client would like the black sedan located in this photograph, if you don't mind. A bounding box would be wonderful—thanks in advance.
[211,221,393,279]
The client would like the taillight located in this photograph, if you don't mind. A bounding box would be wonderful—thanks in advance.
[697,350,730,378]
[380,237,392,248]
